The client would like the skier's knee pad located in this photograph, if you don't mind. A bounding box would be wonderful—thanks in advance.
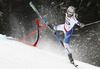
[63,43,70,49]
[64,43,71,54]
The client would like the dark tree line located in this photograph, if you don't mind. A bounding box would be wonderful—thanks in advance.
[0,0,100,36]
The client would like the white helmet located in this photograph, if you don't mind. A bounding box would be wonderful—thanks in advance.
[67,6,75,15]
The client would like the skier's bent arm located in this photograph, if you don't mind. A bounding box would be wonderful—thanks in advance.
[76,21,85,28]
[80,23,85,28]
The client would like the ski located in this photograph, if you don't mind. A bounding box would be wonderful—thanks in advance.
[29,1,64,47]
[29,2,46,23]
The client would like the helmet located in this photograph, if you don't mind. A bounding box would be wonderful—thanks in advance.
[67,6,75,15]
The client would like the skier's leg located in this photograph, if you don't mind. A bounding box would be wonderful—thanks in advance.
[54,25,74,64]
[53,24,65,32]
[64,43,74,63]
[63,29,74,64]
[48,24,65,34]
[63,43,71,54]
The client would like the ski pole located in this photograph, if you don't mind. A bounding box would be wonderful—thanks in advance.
[85,21,100,27]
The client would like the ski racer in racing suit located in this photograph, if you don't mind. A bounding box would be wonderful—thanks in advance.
[51,6,85,64]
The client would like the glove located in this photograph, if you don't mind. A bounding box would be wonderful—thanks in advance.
[80,23,85,28]
[48,23,54,30]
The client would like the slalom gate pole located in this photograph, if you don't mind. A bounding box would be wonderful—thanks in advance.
[20,25,47,41]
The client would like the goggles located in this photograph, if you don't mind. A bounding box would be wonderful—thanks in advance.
[67,11,74,15]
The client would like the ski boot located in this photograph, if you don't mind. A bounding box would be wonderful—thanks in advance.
[68,53,78,67]
[47,23,57,34]
[48,23,54,30]
[68,54,74,63]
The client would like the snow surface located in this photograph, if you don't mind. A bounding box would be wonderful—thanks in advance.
[0,34,100,69]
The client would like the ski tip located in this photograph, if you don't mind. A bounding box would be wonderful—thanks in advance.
[29,1,33,5]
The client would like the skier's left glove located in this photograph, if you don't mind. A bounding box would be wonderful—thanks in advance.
[80,23,85,28]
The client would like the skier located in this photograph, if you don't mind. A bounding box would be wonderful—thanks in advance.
[48,6,85,65]
[29,2,84,66]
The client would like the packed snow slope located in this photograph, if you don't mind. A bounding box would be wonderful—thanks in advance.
[0,34,99,69]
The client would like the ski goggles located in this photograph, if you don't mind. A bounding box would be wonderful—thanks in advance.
[67,11,74,15]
